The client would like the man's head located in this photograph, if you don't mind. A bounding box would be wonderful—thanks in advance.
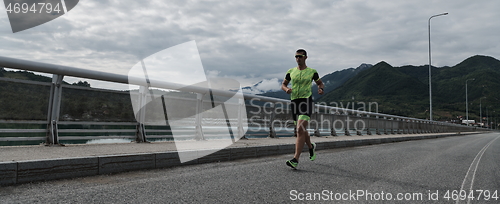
[295,49,307,65]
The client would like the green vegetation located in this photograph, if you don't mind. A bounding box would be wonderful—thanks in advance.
[0,68,135,121]
[59,88,135,122]
[319,55,500,122]
[0,82,50,120]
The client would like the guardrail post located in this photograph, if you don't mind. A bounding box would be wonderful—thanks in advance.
[344,115,351,136]
[366,115,372,135]
[414,120,418,134]
[400,119,404,134]
[313,107,321,137]
[355,115,363,136]
[330,112,337,136]
[418,121,423,133]
[331,118,337,136]
[408,119,412,134]
[394,119,398,134]
[268,102,277,138]
[238,97,247,139]
[390,118,395,134]
[412,120,415,134]
[410,120,415,134]
[195,93,205,140]
[400,119,405,134]
[376,116,381,135]
[46,74,64,145]
[135,86,148,142]
[384,117,389,134]
[401,119,406,134]
[406,120,409,134]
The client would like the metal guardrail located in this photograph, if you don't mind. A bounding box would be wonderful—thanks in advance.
[0,56,480,145]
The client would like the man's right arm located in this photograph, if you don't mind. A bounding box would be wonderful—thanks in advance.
[282,80,292,94]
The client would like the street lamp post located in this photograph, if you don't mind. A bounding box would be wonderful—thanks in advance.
[480,97,485,127]
[466,78,475,126]
[428,12,448,121]
[492,110,496,130]
[486,106,489,129]
[491,111,498,130]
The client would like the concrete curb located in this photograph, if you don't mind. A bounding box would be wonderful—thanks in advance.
[0,132,477,186]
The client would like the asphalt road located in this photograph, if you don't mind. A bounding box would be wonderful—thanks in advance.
[1,133,499,203]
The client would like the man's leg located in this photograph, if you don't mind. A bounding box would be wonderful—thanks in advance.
[304,126,312,149]
[293,119,313,161]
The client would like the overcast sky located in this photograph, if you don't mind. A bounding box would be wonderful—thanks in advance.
[1,0,499,91]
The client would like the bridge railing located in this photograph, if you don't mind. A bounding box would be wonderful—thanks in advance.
[0,56,479,146]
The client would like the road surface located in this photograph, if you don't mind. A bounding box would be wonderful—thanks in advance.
[1,133,498,203]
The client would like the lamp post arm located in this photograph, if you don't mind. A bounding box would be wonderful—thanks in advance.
[427,12,448,121]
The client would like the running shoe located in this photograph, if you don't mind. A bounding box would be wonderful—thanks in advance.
[286,158,298,169]
[309,142,316,161]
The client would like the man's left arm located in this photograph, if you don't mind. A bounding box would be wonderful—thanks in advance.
[316,79,324,95]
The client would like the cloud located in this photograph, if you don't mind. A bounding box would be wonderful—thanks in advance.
[255,78,282,93]
[1,0,499,89]
[242,78,282,94]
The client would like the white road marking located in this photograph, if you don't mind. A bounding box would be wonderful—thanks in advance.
[457,134,499,204]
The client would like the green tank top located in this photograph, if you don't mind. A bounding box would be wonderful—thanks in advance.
[284,67,320,100]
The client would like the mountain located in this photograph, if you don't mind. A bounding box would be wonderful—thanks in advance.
[319,55,500,121]
[434,55,500,109]
[330,61,426,97]
[256,63,373,100]
[319,61,428,117]
[436,55,500,81]
[319,63,372,95]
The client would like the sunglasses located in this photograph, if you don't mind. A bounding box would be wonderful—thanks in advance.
[295,55,306,58]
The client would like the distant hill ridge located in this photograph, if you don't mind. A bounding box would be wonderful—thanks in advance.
[319,55,500,121]
[0,68,90,87]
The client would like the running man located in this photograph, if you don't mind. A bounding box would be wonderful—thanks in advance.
[281,49,324,169]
